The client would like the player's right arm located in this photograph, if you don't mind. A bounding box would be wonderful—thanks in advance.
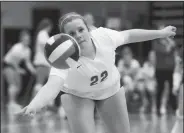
[28,75,64,111]
[16,67,68,116]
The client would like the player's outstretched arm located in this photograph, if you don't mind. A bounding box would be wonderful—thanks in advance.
[15,75,64,117]
[121,26,176,44]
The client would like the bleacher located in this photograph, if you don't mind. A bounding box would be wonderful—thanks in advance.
[150,2,183,46]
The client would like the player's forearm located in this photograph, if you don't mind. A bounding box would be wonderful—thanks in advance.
[123,29,164,44]
[28,84,60,111]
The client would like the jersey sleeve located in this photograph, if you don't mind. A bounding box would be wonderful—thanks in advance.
[101,27,127,49]
[49,67,69,80]
[37,31,49,46]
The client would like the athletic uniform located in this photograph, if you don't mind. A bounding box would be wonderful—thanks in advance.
[4,42,30,68]
[33,30,50,67]
[50,27,127,100]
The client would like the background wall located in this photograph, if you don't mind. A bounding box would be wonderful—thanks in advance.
[1,1,150,28]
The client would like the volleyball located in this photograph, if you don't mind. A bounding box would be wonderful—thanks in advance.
[44,33,81,69]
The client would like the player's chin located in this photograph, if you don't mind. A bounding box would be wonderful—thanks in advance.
[78,41,86,45]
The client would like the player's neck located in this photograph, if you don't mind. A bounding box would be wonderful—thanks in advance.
[80,40,96,60]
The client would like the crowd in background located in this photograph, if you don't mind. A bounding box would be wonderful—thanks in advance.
[2,12,183,120]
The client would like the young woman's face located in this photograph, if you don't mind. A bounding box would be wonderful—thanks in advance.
[63,18,91,47]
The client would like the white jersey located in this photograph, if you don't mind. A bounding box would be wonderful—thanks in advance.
[4,43,30,66]
[34,30,50,66]
[50,27,127,100]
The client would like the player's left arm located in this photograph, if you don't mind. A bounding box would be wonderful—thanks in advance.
[25,49,36,74]
[102,26,176,48]
[120,26,176,44]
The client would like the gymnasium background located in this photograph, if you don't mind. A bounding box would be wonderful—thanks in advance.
[1,0,183,117]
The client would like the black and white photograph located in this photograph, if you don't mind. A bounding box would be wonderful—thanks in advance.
[1,1,183,133]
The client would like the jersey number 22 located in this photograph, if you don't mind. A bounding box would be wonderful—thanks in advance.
[90,70,108,86]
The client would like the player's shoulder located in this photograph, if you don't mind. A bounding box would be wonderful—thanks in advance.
[91,27,113,42]
[38,30,48,38]
[12,42,22,49]
[91,27,109,35]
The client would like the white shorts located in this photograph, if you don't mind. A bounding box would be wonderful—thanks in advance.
[61,80,121,100]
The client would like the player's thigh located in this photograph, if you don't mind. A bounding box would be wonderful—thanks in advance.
[3,67,17,86]
[61,93,96,133]
[96,87,130,133]
[14,71,22,88]
[35,66,50,84]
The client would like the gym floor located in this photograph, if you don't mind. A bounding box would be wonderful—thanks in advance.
[1,109,176,133]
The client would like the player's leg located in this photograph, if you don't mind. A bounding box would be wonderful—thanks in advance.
[3,67,22,115]
[96,87,130,133]
[3,67,18,105]
[61,94,96,133]
[168,70,177,112]
[155,70,165,116]
[33,66,49,96]
[160,80,169,115]
[146,80,157,113]
[171,84,183,133]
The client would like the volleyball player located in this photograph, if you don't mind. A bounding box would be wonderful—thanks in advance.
[3,30,36,113]
[33,18,53,96]
[17,12,176,133]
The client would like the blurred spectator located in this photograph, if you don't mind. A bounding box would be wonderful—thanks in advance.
[117,47,142,112]
[141,50,157,113]
[33,18,53,97]
[3,30,35,114]
[173,48,183,96]
[117,47,140,90]
[152,23,177,116]
[105,16,121,30]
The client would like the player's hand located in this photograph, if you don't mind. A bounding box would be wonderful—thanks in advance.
[14,106,36,119]
[160,26,176,38]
